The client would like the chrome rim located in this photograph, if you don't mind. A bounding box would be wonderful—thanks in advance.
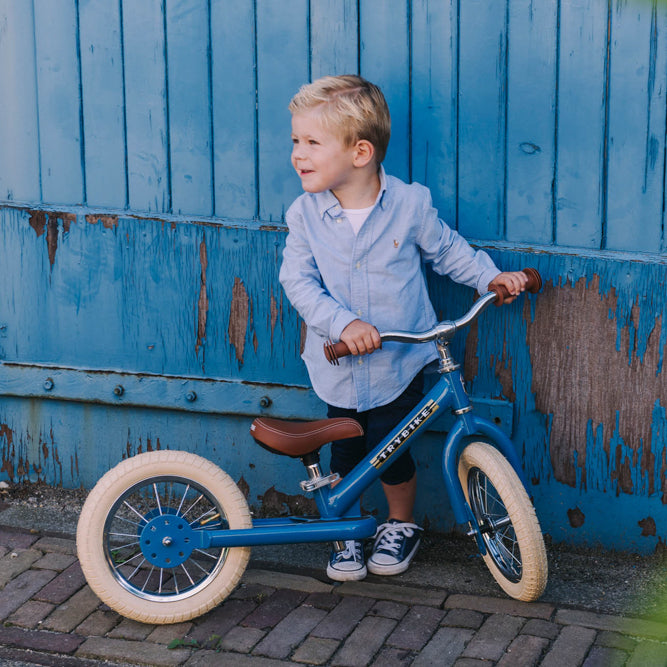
[468,467,522,583]
[103,475,228,602]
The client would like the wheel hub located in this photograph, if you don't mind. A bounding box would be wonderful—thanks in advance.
[140,514,196,568]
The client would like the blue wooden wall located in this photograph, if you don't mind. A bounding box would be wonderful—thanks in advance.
[1,0,667,554]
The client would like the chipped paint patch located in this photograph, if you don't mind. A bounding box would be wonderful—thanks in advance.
[85,214,119,229]
[229,277,249,364]
[195,239,208,360]
[28,210,77,266]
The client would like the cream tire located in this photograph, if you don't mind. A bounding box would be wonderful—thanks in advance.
[77,450,251,624]
[458,441,547,602]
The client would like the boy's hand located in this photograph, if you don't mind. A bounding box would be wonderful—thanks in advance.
[488,271,529,304]
[340,319,381,356]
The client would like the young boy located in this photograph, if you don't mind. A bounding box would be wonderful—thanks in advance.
[279,75,527,581]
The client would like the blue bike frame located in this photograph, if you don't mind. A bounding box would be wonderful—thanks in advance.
[192,362,529,553]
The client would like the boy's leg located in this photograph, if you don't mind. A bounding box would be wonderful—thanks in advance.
[382,473,417,523]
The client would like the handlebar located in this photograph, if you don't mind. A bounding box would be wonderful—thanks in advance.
[323,268,542,365]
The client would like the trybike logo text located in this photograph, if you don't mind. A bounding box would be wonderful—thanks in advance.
[370,400,439,469]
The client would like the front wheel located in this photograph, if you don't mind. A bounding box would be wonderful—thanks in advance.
[458,441,547,602]
[77,451,252,624]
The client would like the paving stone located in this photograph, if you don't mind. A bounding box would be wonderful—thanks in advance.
[452,659,490,666]
[521,618,561,639]
[626,640,667,666]
[369,646,415,666]
[184,651,290,666]
[34,561,86,604]
[75,609,122,637]
[5,600,55,628]
[241,588,308,630]
[338,580,446,607]
[0,625,85,654]
[229,582,277,601]
[412,626,475,667]
[556,608,667,641]
[0,568,56,620]
[292,637,340,665]
[32,535,77,555]
[0,545,7,558]
[0,548,43,587]
[0,528,40,550]
[108,616,155,640]
[219,625,266,653]
[332,615,397,667]
[146,621,194,645]
[441,608,485,630]
[41,585,101,633]
[540,625,597,667]
[254,604,328,659]
[386,605,444,651]
[312,595,375,640]
[242,568,333,594]
[582,645,628,667]
[461,613,526,661]
[76,636,191,666]
[188,599,256,645]
[305,591,342,611]
[32,551,77,571]
[445,593,554,620]
[594,630,638,652]
[370,600,409,621]
[496,633,549,666]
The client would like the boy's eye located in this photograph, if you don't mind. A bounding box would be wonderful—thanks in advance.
[308,139,319,145]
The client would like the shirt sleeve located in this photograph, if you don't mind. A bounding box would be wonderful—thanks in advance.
[279,208,358,341]
[416,188,500,294]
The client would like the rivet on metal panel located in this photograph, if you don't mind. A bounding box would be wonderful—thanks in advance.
[186,391,197,402]
[260,396,272,408]
[113,385,125,397]
[43,378,54,391]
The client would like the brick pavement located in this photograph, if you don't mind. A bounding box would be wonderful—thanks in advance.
[0,526,666,666]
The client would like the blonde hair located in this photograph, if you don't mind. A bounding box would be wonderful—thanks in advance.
[289,75,391,164]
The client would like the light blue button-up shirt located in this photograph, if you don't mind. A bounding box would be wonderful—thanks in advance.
[279,169,500,411]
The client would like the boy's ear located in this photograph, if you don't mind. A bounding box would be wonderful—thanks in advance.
[353,140,375,168]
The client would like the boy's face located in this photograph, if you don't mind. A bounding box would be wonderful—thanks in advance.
[291,111,358,196]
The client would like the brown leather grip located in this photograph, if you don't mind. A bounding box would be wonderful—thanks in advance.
[323,340,350,365]
[489,267,542,306]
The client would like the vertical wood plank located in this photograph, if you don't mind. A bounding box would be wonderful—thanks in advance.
[122,0,170,214]
[556,0,608,249]
[505,0,558,244]
[165,0,213,216]
[359,0,409,182]
[0,0,41,202]
[33,0,84,205]
[79,0,127,209]
[605,1,667,252]
[211,0,257,220]
[411,0,458,225]
[458,0,507,239]
[256,0,308,222]
[310,0,359,78]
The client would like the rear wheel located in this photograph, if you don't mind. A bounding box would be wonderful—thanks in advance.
[77,451,251,624]
[458,441,547,601]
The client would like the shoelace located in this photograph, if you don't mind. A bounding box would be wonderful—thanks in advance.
[335,540,362,562]
[374,523,416,556]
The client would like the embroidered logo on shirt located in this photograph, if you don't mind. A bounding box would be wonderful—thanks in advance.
[370,400,439,469]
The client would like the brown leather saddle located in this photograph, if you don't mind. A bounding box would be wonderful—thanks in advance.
[250,417,363,458]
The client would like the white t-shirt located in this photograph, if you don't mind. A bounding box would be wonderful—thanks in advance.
[342,204,374,235]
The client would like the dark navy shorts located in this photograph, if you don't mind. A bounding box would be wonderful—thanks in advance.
[326,370,424,485]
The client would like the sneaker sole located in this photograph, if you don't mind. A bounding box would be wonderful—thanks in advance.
[326,564,368,582]
[367,540,420,576]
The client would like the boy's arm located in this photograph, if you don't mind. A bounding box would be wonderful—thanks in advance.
[279,211,358,342]
[417,190,500,294]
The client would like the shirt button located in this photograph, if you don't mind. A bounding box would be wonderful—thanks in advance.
[356,309,362,316]
[358,358,363,365]
[355,262,361,269]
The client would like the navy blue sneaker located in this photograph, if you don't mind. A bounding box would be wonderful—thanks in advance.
[367,520,423,575]
[327,540,367,581]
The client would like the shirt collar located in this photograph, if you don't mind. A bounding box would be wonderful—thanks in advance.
[316,165,389,220]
